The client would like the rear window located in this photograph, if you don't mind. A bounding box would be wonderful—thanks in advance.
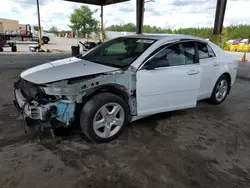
[197,42,209,59]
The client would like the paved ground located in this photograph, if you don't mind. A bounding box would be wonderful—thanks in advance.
[237,63,250,80]
[0,54,250,188]
[226,52,250,80]
[2,37,93,53]
[226,51,250,61]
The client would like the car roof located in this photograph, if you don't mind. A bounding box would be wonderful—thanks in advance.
[122,34,206,42]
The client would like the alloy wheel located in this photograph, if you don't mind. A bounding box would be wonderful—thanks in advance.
[215,79,228,102]
[93,103,125,138]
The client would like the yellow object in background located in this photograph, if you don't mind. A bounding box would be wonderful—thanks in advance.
[227,45,250,52]
[224,45,230,51]
[236,45,243,52]
[229,45,237,51]
[243,45,250,52]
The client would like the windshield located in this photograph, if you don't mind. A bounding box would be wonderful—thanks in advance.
[81,37,156,68]
[33,26,39,31]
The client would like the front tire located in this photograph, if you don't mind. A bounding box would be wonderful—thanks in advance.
[80,92,129,143]
[208,75,230,105]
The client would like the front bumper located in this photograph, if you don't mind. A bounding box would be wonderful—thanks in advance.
[14,89,75,126]
[14,89,42,119]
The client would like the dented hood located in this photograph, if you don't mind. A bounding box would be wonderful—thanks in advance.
[21,57,119,84]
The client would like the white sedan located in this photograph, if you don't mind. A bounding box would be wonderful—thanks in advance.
[14,34,238,142]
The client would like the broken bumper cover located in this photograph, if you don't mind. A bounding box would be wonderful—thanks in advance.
[14,89,75,126]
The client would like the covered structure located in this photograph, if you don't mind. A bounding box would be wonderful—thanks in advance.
[65,0,130,41]
[65,0,129,5]
[64,0,227,46]
[34,0,227,54]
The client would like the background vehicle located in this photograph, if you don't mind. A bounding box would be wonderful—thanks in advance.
[0,18,50,44]
[13,34,238,142]
[227,39,235,44]
[233,39,242,45]
[0,34,17,52]
[79,40,102,51]
[238,39,249,46]
[80,41,98,51]
[5,25,50,44]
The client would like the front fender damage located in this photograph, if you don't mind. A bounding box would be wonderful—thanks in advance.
[43,70,132,103]
[15,70,135,135]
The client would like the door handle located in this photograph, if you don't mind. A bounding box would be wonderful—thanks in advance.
[187,70,199,75]
[213,61,220,66]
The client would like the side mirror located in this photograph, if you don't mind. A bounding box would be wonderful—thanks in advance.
[144,58,169,70]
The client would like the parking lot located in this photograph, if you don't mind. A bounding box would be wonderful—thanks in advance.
[0,53,250,188]
[2,37,86,53]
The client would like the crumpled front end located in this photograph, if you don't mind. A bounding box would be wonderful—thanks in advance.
[13,68,136,137]
[13,78,76,130]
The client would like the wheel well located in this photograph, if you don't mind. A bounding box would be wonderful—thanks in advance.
[73,85,129,126]
[221,72,231,94]
[222,72,231,85]
[83,85,129,104]
[42,36,49,41]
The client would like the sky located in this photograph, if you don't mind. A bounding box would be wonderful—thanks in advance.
[0,0,250,30]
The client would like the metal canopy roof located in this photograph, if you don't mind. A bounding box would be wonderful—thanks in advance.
[65,0,130,6]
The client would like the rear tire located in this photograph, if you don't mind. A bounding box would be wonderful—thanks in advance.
[42,37,49,44]
[80,92,129,143]
[208,75,230,105]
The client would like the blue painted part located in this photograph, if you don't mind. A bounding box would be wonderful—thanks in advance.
[44,100,75,125]
[56,101,75,125]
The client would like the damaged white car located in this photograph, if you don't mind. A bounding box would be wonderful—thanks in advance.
[14,34,238,142]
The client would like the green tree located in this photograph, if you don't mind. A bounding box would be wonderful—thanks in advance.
[106,23,250,40]
[123,23,136,32]
[106,23,136,32]
[69,6,99,38]
[48,26,59,34]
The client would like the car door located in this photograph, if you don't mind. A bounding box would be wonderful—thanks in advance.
[136,41,202,116]
[196,42,218,100]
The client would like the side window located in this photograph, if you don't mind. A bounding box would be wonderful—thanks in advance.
[144,44,167,61]
[145,42,196,68]
[197,42,216,59]
[197,42,209,59]
[154,43,186,66]
[207,44,216,57]
[182,42,196,64]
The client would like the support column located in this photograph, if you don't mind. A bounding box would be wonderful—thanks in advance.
[136,0,144,34]
[210,0,227,48]
[36,0,42,46]
[100,4,104,42]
